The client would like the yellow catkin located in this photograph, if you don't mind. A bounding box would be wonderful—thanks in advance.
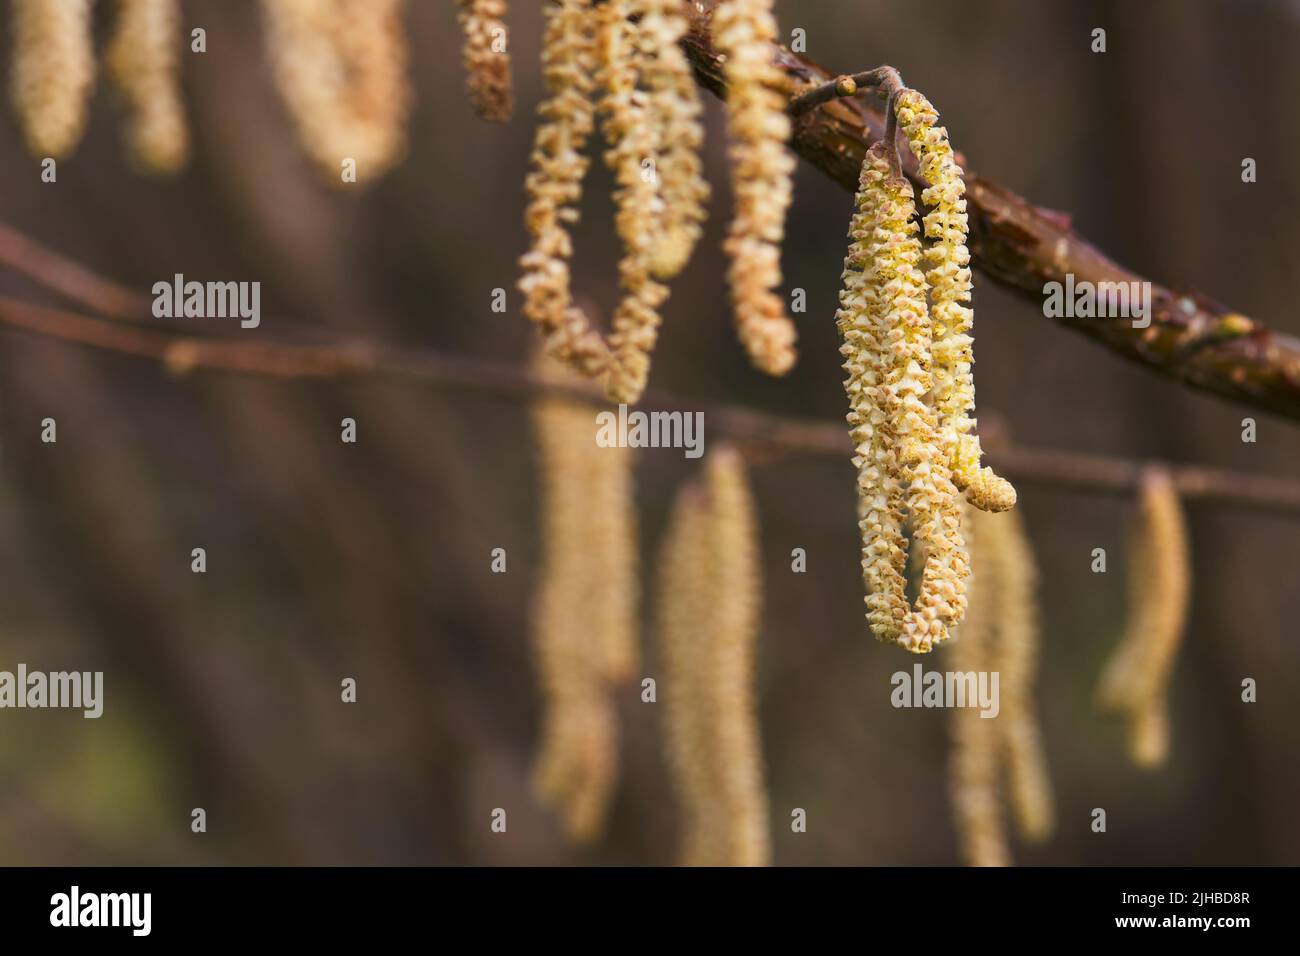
[456,0,512,122]
[636,0,709,280]
[894,89,1014,514]
[106,0,189,174]
[946,527,1010,867]
[530,353,639,841]
[595,0,669,404]
[714,0,797,376]
[261,0,411,184]
[10,0,97,160]
[518,0,612,377]
[1095,468,1190,768]
[969,506,1054,843]
[658,449,769,866]
[842,141,967,653]
[656,482,719,865]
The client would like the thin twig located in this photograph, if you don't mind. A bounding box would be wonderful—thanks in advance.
[2,292,1298,516]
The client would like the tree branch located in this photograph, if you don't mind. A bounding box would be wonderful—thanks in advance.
[2,290,1298,517]
[679,1,1300,423]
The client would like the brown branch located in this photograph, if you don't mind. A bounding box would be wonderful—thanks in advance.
[2,292,1298,517]
[679,1,1300,423]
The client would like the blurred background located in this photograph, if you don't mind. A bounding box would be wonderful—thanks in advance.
[0,0,1297,865]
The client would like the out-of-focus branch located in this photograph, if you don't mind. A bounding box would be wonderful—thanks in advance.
[2,292,1298,516]
[678,1,1300,423]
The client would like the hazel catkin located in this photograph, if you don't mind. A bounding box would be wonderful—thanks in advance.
[10,0,97,160]
[106,0,190,174]
[456,0,513,122]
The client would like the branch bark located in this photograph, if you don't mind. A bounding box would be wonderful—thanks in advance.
[679,0,1300,423]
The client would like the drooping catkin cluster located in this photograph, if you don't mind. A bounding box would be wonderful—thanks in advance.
[518,0,707,405]
[947,506,1053,865]
[10,0,97,160]
[530,353,639,841]
[714,0,798,376]
[839,141,969,653]
[456,0,512,122]
[261,0,412,184]
[1095,468,1191,768]
[106,0,189,174]
[836,83,1017,652]
[658,448,770,866]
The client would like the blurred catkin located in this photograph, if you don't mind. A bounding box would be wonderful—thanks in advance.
[518,0,611,377]
[636,0,708,281]
[530,353,638,841]
[658,448,769,866]
[261,0,411,184]
[714,0,797,376]
[456,0,512,122]
[1095,468,1190,768]
[106,0,189,173]
[946,542,1009,868]
[595,0,669,405]
[10,0,97,160]
[971,506,1054,843]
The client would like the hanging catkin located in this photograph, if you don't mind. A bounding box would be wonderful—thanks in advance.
[969,506,1054,843]
[456,0,512,122]
[636,0,709,281]
[658,448,769,866]
[106,0,189,174]
[714,0,798,376]
[10,0,97,160]
[893,89,1014,514]
[839,140,968,653]
[594,0,669,405]
[530,353,638,841]
[261,0,411,184]
[946,533,1010,868]
[518,0,612,377]
[1095,468,1190,768]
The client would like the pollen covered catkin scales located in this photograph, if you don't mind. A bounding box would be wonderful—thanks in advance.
[106,0,189,173]
[530,354,639,841]
[10,0,97,160]
[715,0,798,376]
[456,0,512,122]
[1095,468,1190,768]
[261,0,411,184]
[658,449,770,866]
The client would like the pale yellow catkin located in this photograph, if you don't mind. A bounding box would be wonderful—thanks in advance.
[11,0,97,160]
[946,532,1010,867]
[518,0,612,377]
[839,140,968,653]
[106,0,189,174]
[893,89,1014,514]
[261,0,411,184]
[1095,468,1190,768]
[530,353,639,841]
[456,0,512,122]
[636,0,709,281]
[969,506,1054,843]
[595,0,669,405]
[714,0,797,376]
[658,449,770,866]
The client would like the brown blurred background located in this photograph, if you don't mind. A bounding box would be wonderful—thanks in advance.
[0,0,1297,865]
